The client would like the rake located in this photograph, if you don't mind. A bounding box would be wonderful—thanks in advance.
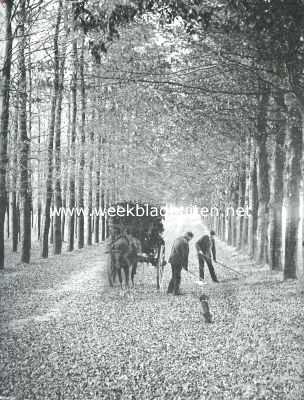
[215,260,244,277]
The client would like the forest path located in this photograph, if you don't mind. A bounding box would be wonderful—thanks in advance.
[0,214,303,400]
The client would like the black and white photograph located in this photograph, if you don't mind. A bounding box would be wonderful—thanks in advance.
[0,0,304,399]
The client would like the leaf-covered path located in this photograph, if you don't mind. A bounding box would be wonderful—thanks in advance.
[1,215,303,400]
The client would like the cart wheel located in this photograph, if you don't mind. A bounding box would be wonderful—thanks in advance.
[108,269,114,287]
[157,244,166,290]
[107,254,114,287]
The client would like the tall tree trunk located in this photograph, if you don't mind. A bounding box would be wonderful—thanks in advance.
[106,188,111,238]
[53,25,67,255]
[87,129,94,246]
[87,78,95,246]
[94,138,101,243]
[11,80,19,252]
[75,210,78,239]
[284,100,303,279]
[18,0,31,263]
[227,182,236,246]
[231,181,239,247]
[61,174,67,242]
[62,91,71,244]
[248,137,258,257]
[227,210,232,245]
[6,192,9,239]
[27,34,33,234]
[268,104,286,270]
[241,136,250,250]
[53,93,63,255]
[236,164,246,250]
[256,135,270,264]
[37,195,42,240]
[50,208,54,245]
[291,78,304,286]
[12,192,19,252]
[302,182,304,277]
[101,189,106,241]
[255,89,270,264]
[221,207,226,241]
[77,38,85,249]
[93,93,102,244]
[41,0,62,258]
[37,92,42,240]
[0,0,13,268]
[68,39,77,252]
[17,198,21,243]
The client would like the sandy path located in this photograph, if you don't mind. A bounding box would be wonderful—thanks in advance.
[1,214,303,400]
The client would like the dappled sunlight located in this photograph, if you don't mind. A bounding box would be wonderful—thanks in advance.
[0,0,303,398]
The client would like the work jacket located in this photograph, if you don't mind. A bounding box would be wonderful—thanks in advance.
[168,236,189,268]
[195,235,216,261]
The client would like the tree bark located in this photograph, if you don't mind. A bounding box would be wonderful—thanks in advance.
[61,173,67,242]
[53,88,63,255]
[0,0,13,268]
[94,183,100,243]
[284,100,303,279]
[230,180,238,248]
[53,21,67,255]
[11,191,19,252]
[255,89,270,264]
[41,0,62,258]
[77,38,86,249]
[227,182,237,246]
[221,207,226,241]
[62,91,71,244]
[67,38,77,252]
[37,88,42,241]
[87,129,94,246]
[18,0,31,263]
[241,136,250,250]
[27,34,33,234]
[236,164,246,250]
[268,103,286,270]
[105,188,110,239]
[50,208,54,245]
[101,189,106,241]
[94,137,101,243]
[6,192,9,239]
[255,135,270,264]
[11,79,19,252]
[248,137,258,257]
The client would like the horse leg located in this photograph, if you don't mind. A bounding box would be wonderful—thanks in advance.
[107,254,114,287]
[112,268,117,284]
[124,264,130,288]
[131,261,137,287]
[117,268,123,288]
[111,253,119,286]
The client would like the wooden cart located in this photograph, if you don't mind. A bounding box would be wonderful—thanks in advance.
[107,202,166,289]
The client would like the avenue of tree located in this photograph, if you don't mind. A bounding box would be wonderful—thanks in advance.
[0,0,303,282]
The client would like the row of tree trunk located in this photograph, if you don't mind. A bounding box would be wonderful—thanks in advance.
[206,90,303,280]
[0,0,128,268]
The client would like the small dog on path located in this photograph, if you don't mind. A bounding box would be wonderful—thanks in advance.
[199,294,212,323]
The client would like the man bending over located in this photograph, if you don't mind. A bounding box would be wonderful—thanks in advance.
[167,231,194,295]
[196,230,219,283]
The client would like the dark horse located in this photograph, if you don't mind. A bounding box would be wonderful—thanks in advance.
[106,233,140,288]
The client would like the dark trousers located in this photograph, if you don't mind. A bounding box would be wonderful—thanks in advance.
[198,254,218,282]
[167,263,182,295]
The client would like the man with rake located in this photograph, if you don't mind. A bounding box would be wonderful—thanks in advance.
[196,230,219,283]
